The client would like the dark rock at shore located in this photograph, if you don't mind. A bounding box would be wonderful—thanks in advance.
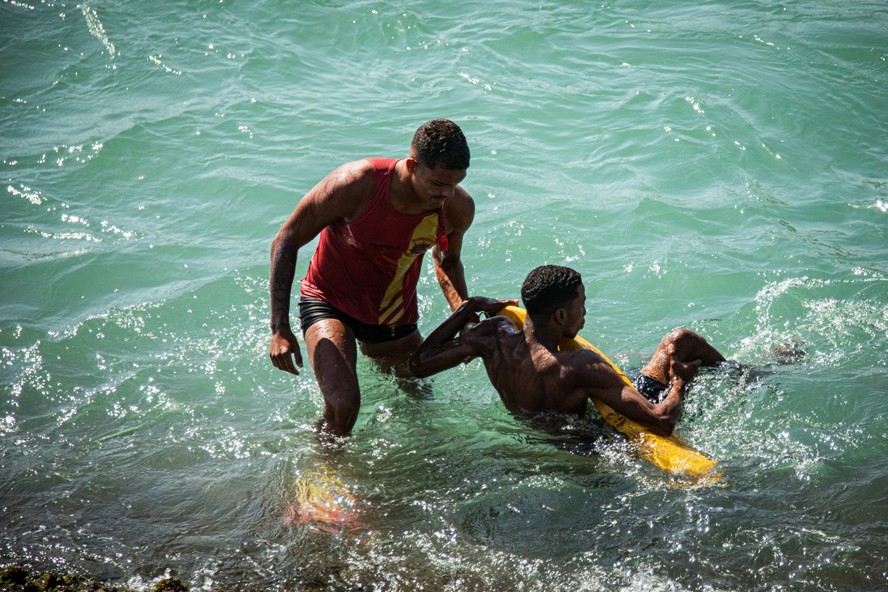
[0,566,189,592]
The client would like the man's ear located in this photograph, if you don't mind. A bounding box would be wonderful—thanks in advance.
[554,307,567,326]
[405,157,417,173]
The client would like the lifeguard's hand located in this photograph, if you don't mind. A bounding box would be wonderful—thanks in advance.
[269,328,303,376]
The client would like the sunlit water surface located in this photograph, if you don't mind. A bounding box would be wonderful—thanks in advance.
[1,1,886,590]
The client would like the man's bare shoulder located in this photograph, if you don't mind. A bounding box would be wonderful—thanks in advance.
[302,159,377,222]
[443,185,475,227]
[452,183,474,205]
[461,315,521,350]
[324,159,376,192]
[466,315,520,338]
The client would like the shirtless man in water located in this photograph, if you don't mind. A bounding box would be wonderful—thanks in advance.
[409,265,726,436]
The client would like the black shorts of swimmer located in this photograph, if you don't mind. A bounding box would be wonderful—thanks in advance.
[633,373,670,404]
[298,297,418,344]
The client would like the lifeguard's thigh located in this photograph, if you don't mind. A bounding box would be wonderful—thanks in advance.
[303,318,360,404]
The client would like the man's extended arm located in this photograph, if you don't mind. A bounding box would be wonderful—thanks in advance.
[586,357,700,436]
[614,377,686,437]
[409,297,508,378]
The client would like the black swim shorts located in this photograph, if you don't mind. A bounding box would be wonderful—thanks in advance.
[633,373,670,404]
[298,297,418,344]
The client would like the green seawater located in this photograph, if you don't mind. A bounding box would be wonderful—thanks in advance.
[1,1,886,590]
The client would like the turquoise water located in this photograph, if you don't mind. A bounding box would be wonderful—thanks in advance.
[2,0,887,590]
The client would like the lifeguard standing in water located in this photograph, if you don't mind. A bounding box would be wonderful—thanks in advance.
[269,119,475,437]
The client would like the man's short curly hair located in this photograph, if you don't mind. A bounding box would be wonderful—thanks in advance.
[411,119,470,171]
[521,265,582,317]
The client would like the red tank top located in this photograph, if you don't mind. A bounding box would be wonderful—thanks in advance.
[300,158,447,327]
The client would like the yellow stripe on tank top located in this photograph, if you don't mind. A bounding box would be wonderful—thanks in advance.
[378,213,439,325]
